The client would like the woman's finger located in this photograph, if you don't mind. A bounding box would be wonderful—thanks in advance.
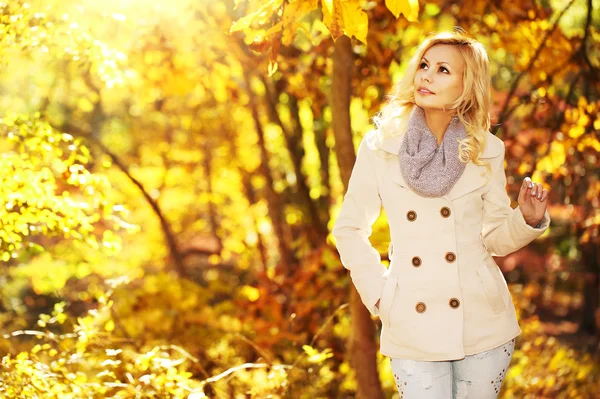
[531,182,539,196]
[521,177,532,195]
[539,188,549,202]
[530,182,537,197]
[531,182,545,197]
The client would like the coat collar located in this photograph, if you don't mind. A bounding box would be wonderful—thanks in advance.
[379,131,503,201]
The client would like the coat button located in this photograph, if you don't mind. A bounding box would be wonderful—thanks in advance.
[440,206,451,218]
[411,256,422,267]
[445,252,456,263]
[449,298,460,308]
[406,210,417,222]
[415,302,427,313]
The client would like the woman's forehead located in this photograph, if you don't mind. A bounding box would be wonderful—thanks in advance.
[422,44,464,69]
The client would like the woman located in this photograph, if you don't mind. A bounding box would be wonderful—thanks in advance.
[331,30,550,398]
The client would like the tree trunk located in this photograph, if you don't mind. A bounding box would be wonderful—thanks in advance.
[240,170,269,271]
[261,78,327,244]
[244,70,298,271]
[312,109,332,231]
[579,236,599,335]
[201,138,224,254]
[331,34,385,399]
[288,94,329,242]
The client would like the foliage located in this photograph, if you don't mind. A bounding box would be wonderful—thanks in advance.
[0,0,598,397]
[0,279,203,398]
[0,112,136,262]
[230,0,419,75]
[0,0,126,87]
[502,315,600,398]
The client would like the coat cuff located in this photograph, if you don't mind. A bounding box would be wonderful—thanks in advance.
[512,206,550,237]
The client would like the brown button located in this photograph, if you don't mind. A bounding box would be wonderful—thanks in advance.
[411,256,422,267]
[445,252,456,263]
[406,210,417,222]
[415,302,427,313]
[440,206,451,218]
[449,298,460,308]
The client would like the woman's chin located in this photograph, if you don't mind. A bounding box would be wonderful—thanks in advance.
[415,101,440,110]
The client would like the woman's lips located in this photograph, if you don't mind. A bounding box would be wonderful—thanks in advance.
[417,87,435,95]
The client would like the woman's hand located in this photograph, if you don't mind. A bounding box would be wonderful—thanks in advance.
[518,177,549,227]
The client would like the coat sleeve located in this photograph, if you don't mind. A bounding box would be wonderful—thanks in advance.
[481,142,551,257]
[331,134,388,317]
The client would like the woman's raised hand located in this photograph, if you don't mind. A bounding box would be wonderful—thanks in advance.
[518,177,549,227]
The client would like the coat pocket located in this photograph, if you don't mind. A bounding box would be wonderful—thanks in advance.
[379,275,398,327]
[476,264,507,314]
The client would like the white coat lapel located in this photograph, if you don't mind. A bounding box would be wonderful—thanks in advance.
[445,161,488,200]
[377,135,407,188]
[445,134,503,200]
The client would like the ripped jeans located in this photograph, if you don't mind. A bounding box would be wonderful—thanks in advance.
[389,338,515,398]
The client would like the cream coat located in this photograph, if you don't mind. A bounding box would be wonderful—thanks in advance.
[331,129,550,361]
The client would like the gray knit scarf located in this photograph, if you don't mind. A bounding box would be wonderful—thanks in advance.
[398,106,467,197]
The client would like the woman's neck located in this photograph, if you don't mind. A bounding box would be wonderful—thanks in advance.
[422,108,457,146]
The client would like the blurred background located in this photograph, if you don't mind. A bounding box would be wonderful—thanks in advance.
[0,0,598,397]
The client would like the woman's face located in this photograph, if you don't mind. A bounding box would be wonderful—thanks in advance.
[413,44,465,112]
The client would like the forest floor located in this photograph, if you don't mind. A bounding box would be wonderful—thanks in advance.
[535,305,599,355]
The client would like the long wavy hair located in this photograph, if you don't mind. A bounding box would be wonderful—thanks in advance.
[371,29,493,176]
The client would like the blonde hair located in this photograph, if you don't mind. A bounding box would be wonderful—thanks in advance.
[371,29,492,177]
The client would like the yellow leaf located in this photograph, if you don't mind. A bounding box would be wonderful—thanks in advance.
[264,20,283,37]
[518,162,529,175]
[296,21,316,46]
[578,113,590,126]
[483,14,497,27]
[282,0,318,47]
[229,0,284,33]
[577,136,600,152]
[268,59,278,76]
[568,125,585,139]
[576,364,592,380]
[303,345,318,357]
[240,285,260,302]
[322,0,344,40]
[282,19,298,47]
[105,319,115,332]
[386,0,419,22]
[282,0,318,33]
[321,0,333,17]
[548,347,565,371]
[341,0,369,44]
[77,98,94,112]
[537,87,546,97]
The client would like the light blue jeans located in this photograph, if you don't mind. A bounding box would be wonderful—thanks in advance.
[389,338,515,398]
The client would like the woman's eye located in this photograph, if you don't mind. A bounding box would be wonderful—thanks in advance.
[419,62,449,74]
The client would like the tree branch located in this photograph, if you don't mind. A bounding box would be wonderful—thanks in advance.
[493,0,576,135]
[58,123,188,279]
